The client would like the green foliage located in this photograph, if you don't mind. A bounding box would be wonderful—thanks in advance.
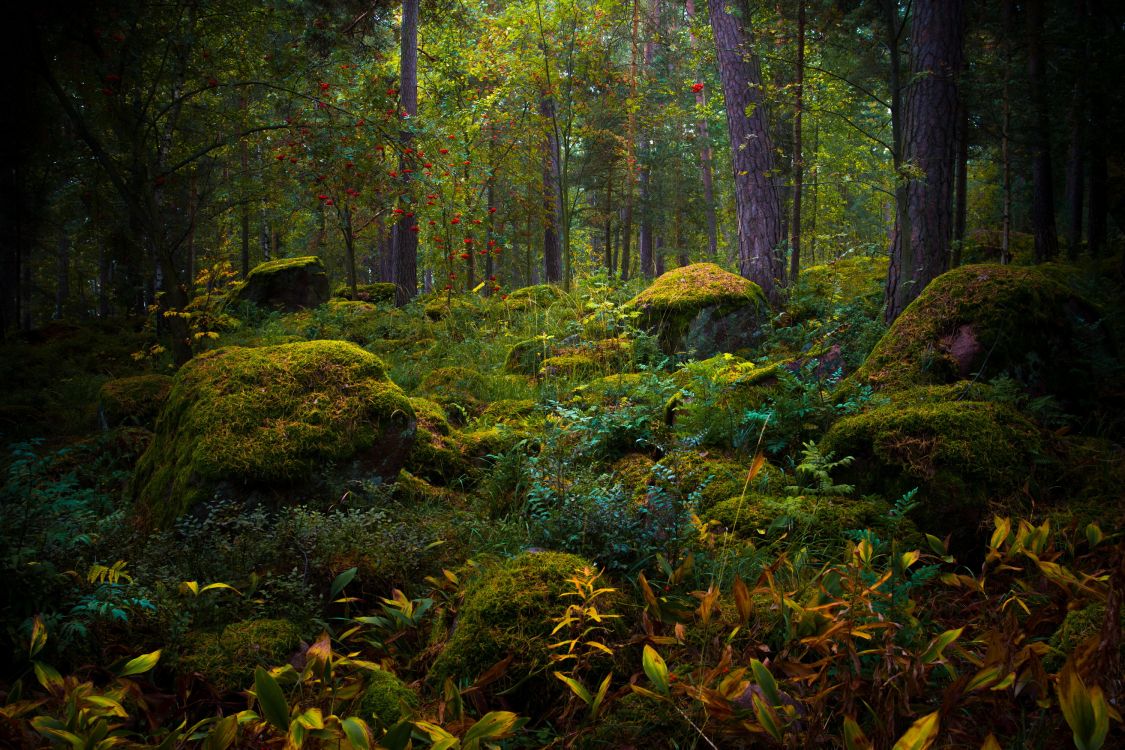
[180,619,303,694]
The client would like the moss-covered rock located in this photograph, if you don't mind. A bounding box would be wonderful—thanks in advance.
[504,338,554,375]
[656,450,785,510]
[333,282,397,304]
[578,692,695,749]
[504,283,565,310]
[418,366,489,422]
[179,618,302,694]
[539,353,601,379]
[97,374,174,429]
[429,552,604,707]
[230,256,330,311]
[624,263,765,357]
[706,493,915,544]
[820,391,1044,546]
[359,669,419,728]
[404,396,468,486]
[853,264,1117,415]
[132,341,416,528]
[480,399,536,426]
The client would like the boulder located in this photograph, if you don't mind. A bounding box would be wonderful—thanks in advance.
[97,374,174,429]
[230,256,330,311]
[623,263,765,357]
[132,340,415,528]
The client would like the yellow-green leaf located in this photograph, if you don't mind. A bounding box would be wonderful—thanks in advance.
[202,715,238,750]
[461,710,521,745]
[340,716,371,750]
[891,711,939,750]
[29,615,47,658]
[843,716,873,750]
[200,582,240,596]
[920,627,963,665]
[979,734,1001,750]
[642,645,670,697]
[33,661,63,695]
[749,659,781,707]
[253,666,289,731]
[752,693,784,742]
[554,672,591,705]
[119,649,161,677]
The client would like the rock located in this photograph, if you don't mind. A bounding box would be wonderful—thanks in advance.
[132,340,416,528]
[853,263,1117,414]
[623,263,765,357]
[332,282,397,304]
[230,256,330,311]
[97,374,174,429]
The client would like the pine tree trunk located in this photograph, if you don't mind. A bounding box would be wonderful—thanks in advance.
[685,0,718,261]
[708,0,783,304]
[392,0,419,306]
[790,0,806,284]
[952,100,968,268]
[885,0,964,323]
[1027,0,1060,263]
[541,94,563,284]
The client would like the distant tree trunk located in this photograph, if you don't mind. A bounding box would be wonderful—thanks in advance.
[790,0,806,284]
[604,177,615,276]
[1026,0,1059,263]
[54,234,70,319]
[240,130,251,278]
[541,94,563,284]
[97,234,111,318]
[392,0,419,306]
[20,255,32,330]
[621,0,640,283]
[685,0,718,261]
[655,236,665,276]
[1064,0,1089,260]
[885,0,964,323]
[675,204,688,266]
[638,0,660,280]
[708,0,783,304]
[809,119,819,264]
[638,169,654,278]
[952,100,968,268]
[1001,0,1013,264]
[342,205,357,292]
[484,180,496,296]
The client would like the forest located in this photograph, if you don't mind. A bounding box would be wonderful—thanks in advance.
[1,0,1124,747]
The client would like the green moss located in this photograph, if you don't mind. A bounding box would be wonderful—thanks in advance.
[409,397,452,437]
[579,692,694,749]
[623,263,765,354]
[359,669,419,728]
[230,256,330,311]
[707,493,909,543]
[821,394,1043,544]
[575,373,647,405]
[853,264,1114,412]
[419,366,489,421]
[333,282,397,304]
[429,552,602,703]
[539,353,600,379]
[656,451,785,510]
[480,399,536,426]
[461,427,523,467]
[504,338,554,374]
[504,284,565,309]
[1047,604,1125,671]
[132,340,416,528]
[98,374,174,428]
[180,618,302,694]
[611,453,656,500]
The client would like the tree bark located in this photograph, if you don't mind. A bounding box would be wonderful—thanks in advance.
[885,0,964,323]
[392,0,419,306]
[1026,0,1060,263]
[952,99,968,268]
[1064,0,1089,260]
[541,94,563,284]
[685,0,718,261]
[790,0,806,284]
[708,0,783,304]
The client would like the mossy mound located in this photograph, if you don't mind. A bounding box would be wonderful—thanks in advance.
[579,692,695,749]
[854,264,1117,414]
[179,618,302,694]
[504,338,554,375]
[670,357,790,448]
[539,353,600,379]
[359,669,418,728]
[820,392,1044,546]
[230,256,330,311]
[418,366,489,422]
[97,374,174,429]
[706,493,913,544]
[480,399,536,426]
[132,341,416,528]
[504,283,565,310]
[404,397,467,486]
[429,552,604,707]
[624,263,766,357]
[333,282,397,304]
[656,451,785,510]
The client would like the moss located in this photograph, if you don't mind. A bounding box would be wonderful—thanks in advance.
[579,692,694,749]
[656,451,785,510]
[852,264,1116,413]
[391,469,462,505]
[333,282,397,304]
[419,366,490,421]
[670,357,791,447]
[97,374,174,429]
[707,493,913,544]
[230,256,330,311]
[611,453,656,500]
[504,283,565,310]
[409,397,452,437]
[1047,604,1125,671]
[132,341,416,529]
[429,551,602,705]
[480,399,536,426]
[539,353,600,379]
[504,338,554,375]
[821,394,1044,545]
[404,427,468,486]
[575,373,647,405]
[359,669,419,728]
[623,263,766,354]
[179,618,302,694]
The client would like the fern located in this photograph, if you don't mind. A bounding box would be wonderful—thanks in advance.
[785,441,855,496]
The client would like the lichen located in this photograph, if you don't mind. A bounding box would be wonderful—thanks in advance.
[179,618,303,694]
[98,374,174,429]
[131,340,415,528]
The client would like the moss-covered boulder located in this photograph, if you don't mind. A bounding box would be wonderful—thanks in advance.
[706,493,916,545]
[97,374,174,429]
[360,669,419,728]
[624,263,765,357]
[820,390,1044,546]
[656,450,785,510]
[404,397,469,485]
[504,338,554,375]
[854,264,1117,414]
[333,282,397,305]
[480,399,536,426]
[230,256,330,311]
[504,283,565,310]
[132,341,416,528]
[418,366,489,422]
[179,618,302,694]
[429,552,606,708]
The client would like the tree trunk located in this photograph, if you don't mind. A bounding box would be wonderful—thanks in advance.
[1064,0,1089,260]
[708,0,783,304]
[685,0,718,261]
[952,100,968,268]
[240,131,251,278]
[1026,0,1059,263]
[790,0,806,285]
[392,0,420,305]
[54,234,70,320]
[1001,0,1013,264]
[541,94,563,284]
[885,0,964,323]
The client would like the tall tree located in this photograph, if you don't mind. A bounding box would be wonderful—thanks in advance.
[392,0,420,306]
[884,0,964,323]
[685,0,718,261]
[708,0,783,303]
[789,0,806,284]
[1025,0,1059,263]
